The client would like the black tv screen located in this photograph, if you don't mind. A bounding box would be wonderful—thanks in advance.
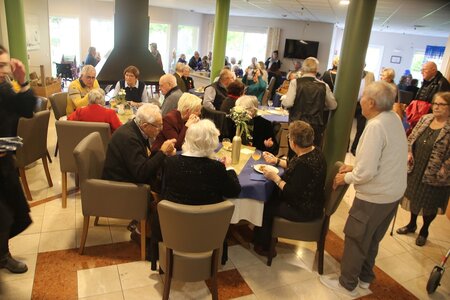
[284,39,319,59]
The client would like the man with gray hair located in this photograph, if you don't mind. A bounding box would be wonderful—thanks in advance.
[66,64,100,115]
[203,68,234,110]
[67,89,122,133]
[102,103,176,185]
[282,57,337,147]
[159,74,183,116]
[320,81,407,297]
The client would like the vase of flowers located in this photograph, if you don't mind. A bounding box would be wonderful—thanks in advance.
[228,105,251,164]
[115,89,127,114]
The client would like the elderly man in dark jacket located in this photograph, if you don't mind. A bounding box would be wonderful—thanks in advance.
[416,61,450,103]
[0,45,36,274]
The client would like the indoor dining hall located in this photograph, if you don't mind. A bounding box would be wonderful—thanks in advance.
[1,0,450,299]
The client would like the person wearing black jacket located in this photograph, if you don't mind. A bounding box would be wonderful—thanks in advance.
[415,61,450,103]
[0,45,36,274]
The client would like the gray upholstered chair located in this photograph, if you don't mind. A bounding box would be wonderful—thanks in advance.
[158,200,235,300]
[201,107,229,138]
[49,92,68,157]
[276,122,289,157]
[16,110,53,201]
[55,120,110,208]
[34,96,49,112]
[73,132,149,260]
[267,161,350,274]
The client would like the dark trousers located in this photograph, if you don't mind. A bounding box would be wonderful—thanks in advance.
[339,198,399,290]
[0,201,13,256]
[351,103,366,154]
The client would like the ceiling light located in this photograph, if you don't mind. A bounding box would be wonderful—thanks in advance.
[340,0,350,5]
[299,40,308,44]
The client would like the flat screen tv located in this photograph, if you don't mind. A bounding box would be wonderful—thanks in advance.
[283,39,319,59]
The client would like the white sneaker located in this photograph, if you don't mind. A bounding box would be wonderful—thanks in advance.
[359,280,370,289]
[320,275,358,297]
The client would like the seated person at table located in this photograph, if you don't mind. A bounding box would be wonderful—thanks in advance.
[68,89,122,133]
[182,65,195,91]
[84,46,99,67]
[174,63,187,93]
[102,103,176,187]
[203,68,234,110]
[159,74,183,116]
[220,80,245,114]
[242,67,267,104]
[66,65,100,115]
[188,51,202,70]
[151,93,201,152]
[113,65,148,106]
[235,95,278,153]
[253,121,327,255]
[178,54,187,64]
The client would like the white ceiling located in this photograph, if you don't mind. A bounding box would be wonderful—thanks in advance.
[147,0,450,38]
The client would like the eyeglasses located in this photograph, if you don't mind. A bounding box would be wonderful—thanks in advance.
[85,76,96,80]
[431,103,449,107]
[147,122,163,129]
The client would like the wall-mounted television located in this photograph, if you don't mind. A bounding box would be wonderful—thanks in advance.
[283,39,319,59]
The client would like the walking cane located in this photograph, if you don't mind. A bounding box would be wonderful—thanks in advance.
[390,204,399,236]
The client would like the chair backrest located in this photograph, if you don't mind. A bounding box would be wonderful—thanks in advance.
[324,161,349,217]
[267,76,276,95]
[49,92,68,120]
[261,90,270,106]
[104,84,113,94]
[56,120,110,173]
[34,97,49,112]
[201,106,229,137]
[398,90,414,105]
[158,200,234,253]
[73,132,105,182]
[16,110,51,167]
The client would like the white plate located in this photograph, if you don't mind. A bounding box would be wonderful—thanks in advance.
[253,164,279,174]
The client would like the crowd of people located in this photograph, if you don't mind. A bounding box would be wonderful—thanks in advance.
[1,41,448,300]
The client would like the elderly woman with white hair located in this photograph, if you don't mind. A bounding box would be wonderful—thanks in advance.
[151,93,202,151]
[235,95,278,152]
[67,88,122,133]
[161,119,241,205]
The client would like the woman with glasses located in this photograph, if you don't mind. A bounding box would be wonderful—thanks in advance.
[151,93,201,152]
[397,91,450,246]
[253,120,327,256]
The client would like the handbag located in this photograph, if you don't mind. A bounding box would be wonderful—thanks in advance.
[405,100,432,134]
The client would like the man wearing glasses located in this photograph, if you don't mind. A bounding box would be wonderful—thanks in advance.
[66,64,100,115]
[416,61,449,103]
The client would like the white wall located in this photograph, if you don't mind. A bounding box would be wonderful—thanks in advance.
[332,28,447,82]
[202,14,335,74]
[0,0,8,48]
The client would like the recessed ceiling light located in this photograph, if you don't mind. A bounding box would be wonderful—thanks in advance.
[340,0,350,5]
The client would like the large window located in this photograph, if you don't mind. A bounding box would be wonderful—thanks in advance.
[365,45,384,80]
[177,25,199,62]
[49,17,80,76]
[410,50,425,84]
[90,19,114,61]
[226,31,267,69]
[149,23,170,72]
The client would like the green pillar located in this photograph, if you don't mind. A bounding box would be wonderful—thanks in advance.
[4,0,29,77]
[322,0,377,183]
[210,0,230,83]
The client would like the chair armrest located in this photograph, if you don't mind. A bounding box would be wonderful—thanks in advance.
[81,178,150,220]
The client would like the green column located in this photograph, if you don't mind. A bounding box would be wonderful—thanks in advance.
[4,0,29,77]
[210,0,230,83]
[322,0,377,184]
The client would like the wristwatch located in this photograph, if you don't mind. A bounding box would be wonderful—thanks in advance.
[19,81,30,87]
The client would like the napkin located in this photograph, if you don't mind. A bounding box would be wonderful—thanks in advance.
[250,173,267,181]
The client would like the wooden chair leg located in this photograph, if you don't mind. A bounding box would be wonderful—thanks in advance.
[94,217,100,226]
[19,167,33,201]
[42,157,53,187]
[211,249,220,300]
[79,216,90,254]
[62,172,67,208]
[75,173,80,188]
[140,219,146,261]
[162,248,173,300]
[54,141,58,157]
[267,237,277,266]
[46,150,52,163]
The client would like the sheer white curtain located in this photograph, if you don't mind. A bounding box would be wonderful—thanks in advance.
[266,27,281,59]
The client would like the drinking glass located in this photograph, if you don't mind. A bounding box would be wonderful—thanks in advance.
[222,138,231,150]
[252,150,261,161]
[268,100,273,108]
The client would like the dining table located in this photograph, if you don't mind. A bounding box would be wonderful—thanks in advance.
[214,144,283,227]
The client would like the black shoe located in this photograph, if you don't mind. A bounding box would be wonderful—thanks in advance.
[416,235,427,246]
[396,225,417,235]
[0,253,28,274]
[127,220,139,232]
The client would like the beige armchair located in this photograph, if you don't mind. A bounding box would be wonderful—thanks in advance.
[157,200,234,300]
[16,110,53,201]
[49,92,68,157]
[73,132,149,260]
[267,161,350,275]
[55,120,110,208]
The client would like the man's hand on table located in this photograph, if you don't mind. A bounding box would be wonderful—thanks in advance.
[161,139,176,156]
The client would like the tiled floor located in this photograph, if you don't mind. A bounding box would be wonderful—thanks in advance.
[0,113,449,299]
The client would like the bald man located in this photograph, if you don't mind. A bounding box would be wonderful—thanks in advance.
[203,68,234,110]
[416,61,449,103]
[159,74,183,116]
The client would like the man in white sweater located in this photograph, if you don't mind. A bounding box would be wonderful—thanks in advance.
[320,81,408,297]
